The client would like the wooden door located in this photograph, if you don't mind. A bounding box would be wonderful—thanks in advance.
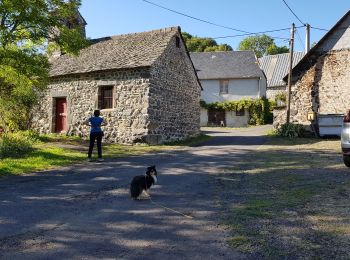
[208,109,225,126]
[55,98,68,133]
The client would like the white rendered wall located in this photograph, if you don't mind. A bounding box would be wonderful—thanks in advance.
[200,107,208,126]
[225,110,249,127]
[200,78,265,103]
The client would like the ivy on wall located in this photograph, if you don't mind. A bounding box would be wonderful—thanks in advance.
[200,98,276,125]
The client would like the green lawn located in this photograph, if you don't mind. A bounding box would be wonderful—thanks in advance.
[0,133,211,176]
[218,137,350,258]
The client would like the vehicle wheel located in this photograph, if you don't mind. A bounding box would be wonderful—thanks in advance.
[343,155,350,167]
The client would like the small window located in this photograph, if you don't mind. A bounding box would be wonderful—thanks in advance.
[219,80,229,94]
[236,108,245,116]
[175,36,180,48]
[98,86,114,109]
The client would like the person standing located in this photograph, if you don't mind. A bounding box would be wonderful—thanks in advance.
[86,110,104,162]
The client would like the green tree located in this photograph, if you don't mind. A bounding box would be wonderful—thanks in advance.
[0,0,88,131]
[238,34,289,58]
[267,44,289,55]
[182,32,232,52]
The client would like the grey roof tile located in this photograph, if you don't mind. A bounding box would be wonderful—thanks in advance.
[189,51,264,79]
[49,27,179,77]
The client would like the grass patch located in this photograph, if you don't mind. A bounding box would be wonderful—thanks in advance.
[37,133,84,144]
[228,235,255,253]
[0,133,211,176]
[219,137,350,258]
[0,145,85,176]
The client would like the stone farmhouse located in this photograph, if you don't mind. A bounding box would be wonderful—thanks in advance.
[32,26,201,144]
[274,10,350,135]
[258,52,304,99]
[190,51,266,127]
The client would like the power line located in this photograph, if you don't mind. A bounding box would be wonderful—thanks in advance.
[141,0,251,34]
[214,25,305,40]
[311,26,329,32]
[295,28,305,50]
[142,0,311,45]
[215,33,289,40]
[281,0,305,25]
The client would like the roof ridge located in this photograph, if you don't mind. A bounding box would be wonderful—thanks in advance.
[190,50,254,54]
[92,26,180,42]
[258,51,305,59]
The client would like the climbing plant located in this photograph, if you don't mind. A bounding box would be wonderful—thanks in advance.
[200,98,275,125]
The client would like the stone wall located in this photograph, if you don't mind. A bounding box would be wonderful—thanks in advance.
[266,86,286,99]
[32,34,201,144]
[273,107,286,129]
[31,68,151,144]
[148,33,201,143]
[273,49,350,129]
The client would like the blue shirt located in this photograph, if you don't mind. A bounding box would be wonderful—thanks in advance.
[89,117,103,133]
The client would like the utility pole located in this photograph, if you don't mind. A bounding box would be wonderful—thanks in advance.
[305,23,310,52]
[286,23,295,124]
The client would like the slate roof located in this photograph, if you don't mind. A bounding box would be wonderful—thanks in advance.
[49,27,180,77]
[189,51,264,80]
[258,52,305,87]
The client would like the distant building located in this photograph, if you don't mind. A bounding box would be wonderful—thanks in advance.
[190,51,266,127]
[258,52,305,99]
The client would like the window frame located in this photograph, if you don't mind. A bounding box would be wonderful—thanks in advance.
[98,85,114,110]
[236,108,245,116]
[219,79,229,95]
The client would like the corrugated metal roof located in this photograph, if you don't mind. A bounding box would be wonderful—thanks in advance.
[190,51,264,80]
[258,52,305,87]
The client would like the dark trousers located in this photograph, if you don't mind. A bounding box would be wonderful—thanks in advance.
[88,132,103,158]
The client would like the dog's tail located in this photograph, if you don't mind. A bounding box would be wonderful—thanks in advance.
[130,184,141,199]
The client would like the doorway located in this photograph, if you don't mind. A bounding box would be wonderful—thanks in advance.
[55,98,68,133]
[208,109,226,126]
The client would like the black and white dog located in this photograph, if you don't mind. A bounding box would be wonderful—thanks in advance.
[130,166,158,199]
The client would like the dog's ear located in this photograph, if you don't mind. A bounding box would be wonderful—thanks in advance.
[148,165,156,170]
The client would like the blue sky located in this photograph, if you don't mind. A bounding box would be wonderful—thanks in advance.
[80,0,349,52]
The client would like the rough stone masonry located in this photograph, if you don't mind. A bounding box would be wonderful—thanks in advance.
[273,49,350,129]
[31,27,201,144]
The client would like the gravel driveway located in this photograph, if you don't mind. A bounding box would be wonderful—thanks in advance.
[0,126,271,259]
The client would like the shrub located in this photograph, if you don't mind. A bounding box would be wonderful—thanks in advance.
[0,131,38,158]
[277,123,305,138]
[200,98,274,125]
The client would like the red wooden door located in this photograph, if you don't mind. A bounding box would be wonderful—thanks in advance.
[55,98,68,133]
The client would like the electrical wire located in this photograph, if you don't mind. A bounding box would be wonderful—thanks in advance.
[214,25,305,40]
[142,0,310,43]
[281,0,305,25]
[141,0,251,33]
[214,33,289,40]
[311,26,329,32]
[295,28,305,51]
[141,0,321,49]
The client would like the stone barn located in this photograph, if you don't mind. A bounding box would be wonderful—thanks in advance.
[274,10,350,135]
[32,27,201,144]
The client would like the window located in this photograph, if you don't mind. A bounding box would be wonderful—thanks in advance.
[236,108,245,116]
[98,86,114,109]
[219,80,229,94]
